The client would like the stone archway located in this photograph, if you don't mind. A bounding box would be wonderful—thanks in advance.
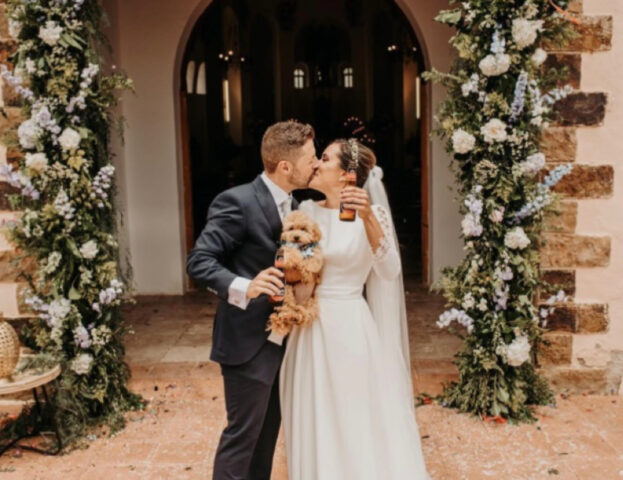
[174,0,434,289]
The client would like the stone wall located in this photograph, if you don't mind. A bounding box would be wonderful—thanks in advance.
[537,0,623,395]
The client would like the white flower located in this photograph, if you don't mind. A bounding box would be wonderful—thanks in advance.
[452,129,476,154]
[45,298,72,328]
[479,53,511,77]
[462,292,475,310]
[504,226,531,250]
[70,353,93,375]
[18,119,42,150]
[504,334,531,367]
[79,240,99,259]
[461,213,483,238]
[8,19,22,39]
[480,119,508,143]
[42,251,62,275]
[25,153,49,173]
[92,325,112,347]
[489,207,505,223]
[24,58,37,75]
[519,152,546,176]
[531,48,548,66]
[477,298,488,312]
[58,127,81,151]
[512,18,544,49]
[39,21,63,46]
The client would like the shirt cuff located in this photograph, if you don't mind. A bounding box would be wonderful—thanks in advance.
[228,276,252,310]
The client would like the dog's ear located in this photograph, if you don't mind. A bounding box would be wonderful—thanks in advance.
[311,221,322,241]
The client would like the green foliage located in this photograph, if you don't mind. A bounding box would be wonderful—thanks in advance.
[427,0,576,422]
[2,0,143,447]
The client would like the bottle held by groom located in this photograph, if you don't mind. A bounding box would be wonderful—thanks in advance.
[186,121,318,479]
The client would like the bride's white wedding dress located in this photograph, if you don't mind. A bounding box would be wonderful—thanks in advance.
[280,199,429,479]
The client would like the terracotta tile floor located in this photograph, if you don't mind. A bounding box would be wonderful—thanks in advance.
[0,287,622,479]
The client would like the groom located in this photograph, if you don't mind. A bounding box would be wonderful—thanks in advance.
[187,121,318,479]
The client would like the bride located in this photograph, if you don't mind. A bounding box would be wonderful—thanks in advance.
[280,139,430,479]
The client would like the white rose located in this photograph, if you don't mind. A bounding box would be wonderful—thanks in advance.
[519,152,546,176]
[504,335,531,367]
[59,127,82,151]
[480,119,508,143]
[38,21,63,46]
[531,48,548,66]
[452,129,476,154]
[8,19,22,39]
[70,353,93,375]
[25,153,49,173]
[504,226,531,250]
[479,54,511,77]
[17,119,42,150]
[489,207,505,223]
[79,240,99,259]
[512,18,544,50]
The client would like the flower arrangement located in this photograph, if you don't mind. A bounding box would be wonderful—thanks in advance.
[1,0,142,444]
[424,0,576,422]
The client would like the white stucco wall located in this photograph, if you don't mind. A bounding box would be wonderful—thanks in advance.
[107,0,461,294]
[573,0,623,382]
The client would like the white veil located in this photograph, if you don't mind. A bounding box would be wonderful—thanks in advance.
[364,166,415,407]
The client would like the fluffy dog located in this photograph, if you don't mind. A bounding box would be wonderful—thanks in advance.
[267,210,324,339]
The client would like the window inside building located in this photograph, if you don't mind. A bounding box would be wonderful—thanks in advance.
[343,66,354,88]
[294,68,305,89]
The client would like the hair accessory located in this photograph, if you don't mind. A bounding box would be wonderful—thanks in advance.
[348,138,359,169]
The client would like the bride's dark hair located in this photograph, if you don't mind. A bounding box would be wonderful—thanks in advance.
[331,139,377,187]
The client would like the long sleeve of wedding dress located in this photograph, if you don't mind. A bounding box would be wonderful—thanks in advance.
[370,204,401,281]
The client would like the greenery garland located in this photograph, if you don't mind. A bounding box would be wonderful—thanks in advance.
[1,0,142,444]
[424,0,575,422]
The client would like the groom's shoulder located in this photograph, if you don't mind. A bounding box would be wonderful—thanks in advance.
[211,178,257,207]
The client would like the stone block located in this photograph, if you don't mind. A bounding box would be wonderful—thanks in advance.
[543,200,577,233]
[541,234,610,268]
[540,269,576,301]
[545,53,581,89]
[541,127,577,163]
[554,92,607,127]
[576,303,609,333]
[546,15,612,53]
[550,164,613,199]
[538,332,572,366]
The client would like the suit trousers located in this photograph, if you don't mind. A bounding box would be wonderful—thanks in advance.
[212,340,285,480]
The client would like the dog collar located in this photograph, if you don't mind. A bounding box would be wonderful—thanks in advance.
[280,241,318,258]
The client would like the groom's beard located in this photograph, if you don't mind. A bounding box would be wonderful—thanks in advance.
[289,168,312,190]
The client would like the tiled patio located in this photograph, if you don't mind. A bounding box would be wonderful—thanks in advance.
[0,287,622,479]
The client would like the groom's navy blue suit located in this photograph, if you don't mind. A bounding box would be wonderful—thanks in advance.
[187,175,296,480]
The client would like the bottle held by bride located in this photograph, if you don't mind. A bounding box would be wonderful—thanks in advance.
[339,162,357,222]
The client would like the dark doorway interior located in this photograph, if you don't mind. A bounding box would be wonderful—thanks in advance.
[181,0,426,282]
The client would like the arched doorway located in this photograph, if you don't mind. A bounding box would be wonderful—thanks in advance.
[178,0,430,288]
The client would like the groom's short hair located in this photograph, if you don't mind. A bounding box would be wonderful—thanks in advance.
[261,121,315,173]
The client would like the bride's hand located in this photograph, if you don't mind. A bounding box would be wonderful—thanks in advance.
[340,186,372,220]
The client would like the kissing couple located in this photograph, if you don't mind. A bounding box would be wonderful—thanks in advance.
[187,120,430,479]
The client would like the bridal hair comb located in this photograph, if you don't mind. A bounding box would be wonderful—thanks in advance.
[348,138,359,169]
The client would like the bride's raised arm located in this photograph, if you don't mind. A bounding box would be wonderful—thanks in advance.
[339,185,401,280]
[367,204,401,281]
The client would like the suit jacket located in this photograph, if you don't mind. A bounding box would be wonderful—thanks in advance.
[187,175,297,365]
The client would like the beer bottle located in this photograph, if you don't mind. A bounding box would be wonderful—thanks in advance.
[269,247,285,304]
[339,164,357,222]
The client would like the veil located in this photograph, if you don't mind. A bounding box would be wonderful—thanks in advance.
[363,166,415,408]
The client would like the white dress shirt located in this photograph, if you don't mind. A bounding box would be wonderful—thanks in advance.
[227,172,292,311]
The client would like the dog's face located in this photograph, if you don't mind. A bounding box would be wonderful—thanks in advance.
[281,211,322,244]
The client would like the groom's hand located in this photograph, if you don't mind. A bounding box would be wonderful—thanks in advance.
[247,267,285,300]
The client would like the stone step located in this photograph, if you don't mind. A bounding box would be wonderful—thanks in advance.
[539,366,613,395]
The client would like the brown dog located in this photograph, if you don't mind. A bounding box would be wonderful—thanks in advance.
[267,210,324,339]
